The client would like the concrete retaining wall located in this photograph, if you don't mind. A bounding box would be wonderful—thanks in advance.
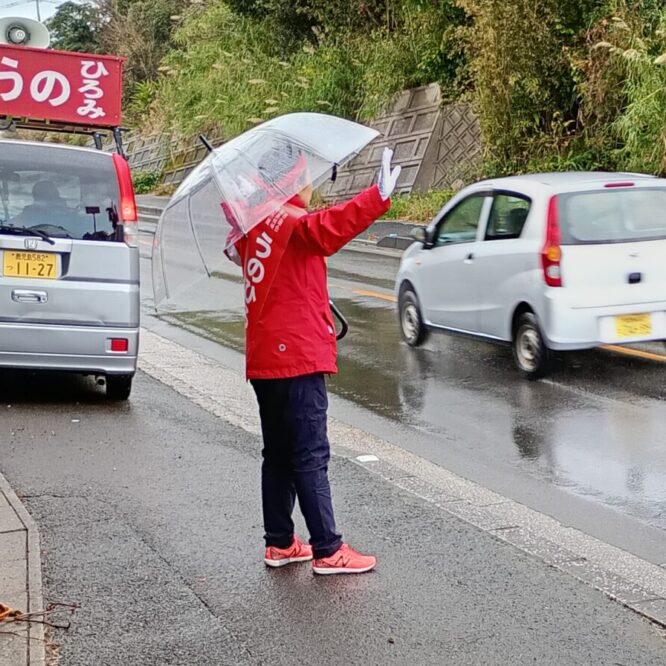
[320,85,481,201]
[120,84,481,200]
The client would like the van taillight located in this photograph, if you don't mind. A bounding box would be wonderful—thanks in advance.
[541,195,562,287]
[112,153,138,247]
[110,338,129,352]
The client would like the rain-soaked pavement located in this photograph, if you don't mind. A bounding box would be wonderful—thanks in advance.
[1,219,666,663]
[139,222,666,560]
[5,368,666,665]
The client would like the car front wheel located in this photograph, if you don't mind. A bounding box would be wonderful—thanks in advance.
[105,374,133,401]
[399,288,429,347]
[512,313,552,379]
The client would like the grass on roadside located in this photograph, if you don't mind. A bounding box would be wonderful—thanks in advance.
[383,189,453,222]
[152,183,178,197]
[132,170,163,194]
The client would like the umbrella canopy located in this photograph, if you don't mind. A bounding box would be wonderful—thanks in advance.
[152,113,379,309]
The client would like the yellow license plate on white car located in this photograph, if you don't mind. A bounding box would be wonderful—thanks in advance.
[3,251,57,279]
[615,313,652,338]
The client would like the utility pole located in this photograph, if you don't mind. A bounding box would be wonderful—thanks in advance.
[35,0,41,22]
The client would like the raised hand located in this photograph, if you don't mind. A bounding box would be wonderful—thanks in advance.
[377,147,402,200]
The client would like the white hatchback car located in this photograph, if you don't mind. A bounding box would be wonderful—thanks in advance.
[396,172,666,378]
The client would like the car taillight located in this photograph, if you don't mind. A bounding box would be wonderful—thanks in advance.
[541,195,562,287]
[110,338,129,352]
[112,153,138,247]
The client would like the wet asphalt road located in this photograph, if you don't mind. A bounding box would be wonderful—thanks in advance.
[2,371,666,665]
[0,222,664,663]
[139,225,666,564]
[328,252,666,545]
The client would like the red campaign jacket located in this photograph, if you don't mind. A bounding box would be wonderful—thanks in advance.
[237,185,390,380]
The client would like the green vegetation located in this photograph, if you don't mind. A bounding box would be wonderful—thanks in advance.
[132,169,163,194]
[382,190,454,222]
[46,1,103,53]
[139,0,463,138]
[48,0,666,192]
[311,189,451,221]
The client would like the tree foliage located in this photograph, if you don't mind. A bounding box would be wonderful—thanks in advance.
[97,0,190,92]
[46,1,103,53]
[79,0,666,177]
[457,0,601,172]
[579,2,666,174]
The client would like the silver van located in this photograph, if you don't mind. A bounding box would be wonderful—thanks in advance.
[0,139,139,399]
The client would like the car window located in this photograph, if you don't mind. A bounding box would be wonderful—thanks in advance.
[435,195,485,246]
[486,193,530,240]
[0,143,121,242]
[560,188,666,244]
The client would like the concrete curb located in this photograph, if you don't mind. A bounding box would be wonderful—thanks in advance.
[0,473,45,666]
[349,454,666,629]
[138,326,666,631]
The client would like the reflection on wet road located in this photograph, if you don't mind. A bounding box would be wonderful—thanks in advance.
[142,231,666,537]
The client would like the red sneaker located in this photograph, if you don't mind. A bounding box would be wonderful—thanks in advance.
[312,543,376,575]
[264,536,313,568]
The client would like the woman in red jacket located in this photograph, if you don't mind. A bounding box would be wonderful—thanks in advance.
[235,146,400,574]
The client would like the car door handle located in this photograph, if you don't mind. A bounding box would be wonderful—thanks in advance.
[12,289,48,304]
[464,252,475,263]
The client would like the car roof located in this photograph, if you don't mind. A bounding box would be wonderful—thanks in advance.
[474,171,661,192]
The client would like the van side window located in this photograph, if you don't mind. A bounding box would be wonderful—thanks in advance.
[486,194,531,240]
[436,195,485,246]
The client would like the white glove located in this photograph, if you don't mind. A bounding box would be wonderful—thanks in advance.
[224,245,242,267]
[377,147,401,200]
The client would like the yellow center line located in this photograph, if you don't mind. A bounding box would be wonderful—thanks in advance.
[599,344,666,363]
[352,289,397,303]
[328,281,397,303]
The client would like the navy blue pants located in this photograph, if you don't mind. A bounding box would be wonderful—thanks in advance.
[251,373,342,559]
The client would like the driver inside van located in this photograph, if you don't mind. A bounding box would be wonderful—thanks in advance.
[32,180,63,207]
[11,179,69,226]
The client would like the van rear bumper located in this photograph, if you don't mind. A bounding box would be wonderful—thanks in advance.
[0,322,138,374]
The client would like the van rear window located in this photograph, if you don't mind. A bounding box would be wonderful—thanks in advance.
[0,142,121,241]
[559,188,666,245]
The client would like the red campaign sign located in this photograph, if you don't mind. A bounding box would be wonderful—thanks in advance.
[0,44,124,127]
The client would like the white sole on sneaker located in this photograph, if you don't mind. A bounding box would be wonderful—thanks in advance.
[264,555,313,568]
[312,563,376,575]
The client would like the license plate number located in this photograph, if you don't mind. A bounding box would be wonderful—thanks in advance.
[615,313,652,337]
[3,251,57,279]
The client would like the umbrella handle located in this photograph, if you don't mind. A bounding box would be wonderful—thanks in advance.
[329,299,349,341]
[199,134,214,153]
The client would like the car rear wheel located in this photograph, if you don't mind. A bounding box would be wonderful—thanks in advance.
[105,374,133,401]
[399,288,429,347]
[512,313,552,379]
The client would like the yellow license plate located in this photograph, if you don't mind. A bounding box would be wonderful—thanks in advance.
[3,251,58,279]
[615,313,652,337]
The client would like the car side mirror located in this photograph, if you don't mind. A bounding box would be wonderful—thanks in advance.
[411,227,427,244]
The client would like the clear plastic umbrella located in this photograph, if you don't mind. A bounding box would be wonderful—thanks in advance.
[152,113,379,310]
